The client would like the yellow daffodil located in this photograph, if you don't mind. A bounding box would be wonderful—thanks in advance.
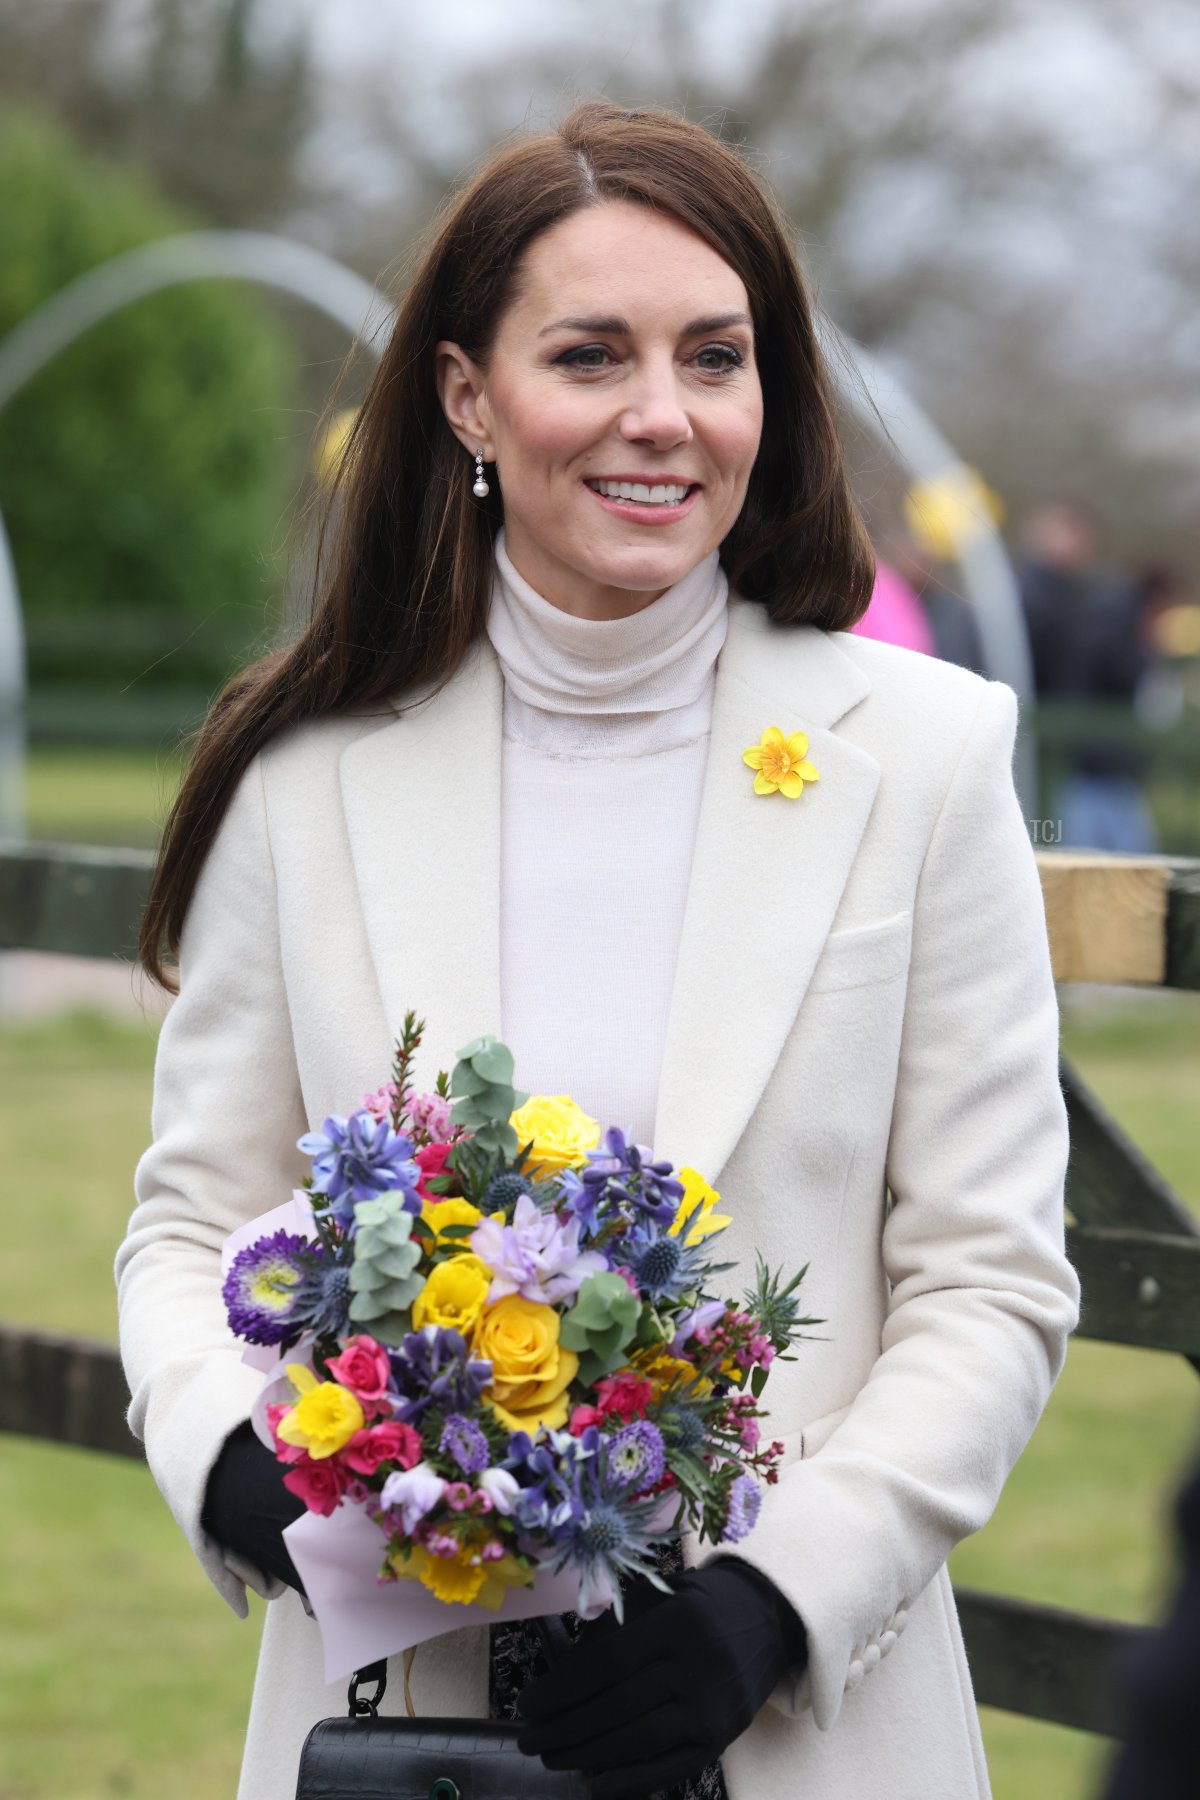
[391,1545,535,1609]
[669,1166,733,1247]
[275,1364,364,1459]
[632,1346,713,1398]
[743,726,819,798]
[412,1254,493,1336]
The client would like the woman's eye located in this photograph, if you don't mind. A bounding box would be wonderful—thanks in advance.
[554,345,611,370]
[694,343,741,372]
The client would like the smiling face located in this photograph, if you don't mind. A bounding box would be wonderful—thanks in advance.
[435,200,764,619]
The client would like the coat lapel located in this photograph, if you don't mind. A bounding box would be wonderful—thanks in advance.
[338,637,506,1086]
[339,601,879,1183]
[651,603,878,1185]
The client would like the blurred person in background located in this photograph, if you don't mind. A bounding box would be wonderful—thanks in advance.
[1016,498,1157,854]
[882,528,987,676]
[849,556,936,657]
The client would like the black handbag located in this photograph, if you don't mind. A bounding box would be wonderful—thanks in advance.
[294,1619,589,1800]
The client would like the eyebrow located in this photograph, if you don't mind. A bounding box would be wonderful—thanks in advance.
[537,311,753,338]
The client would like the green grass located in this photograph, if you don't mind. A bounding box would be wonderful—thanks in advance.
[21,746,183,849]
[1,996,1197,1798]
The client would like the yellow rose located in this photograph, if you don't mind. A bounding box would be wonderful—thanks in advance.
[510,1094,601,1179]
[474,1295,579,1433]
[420,1196,502,1250]
[276,1364,364,1459]
[412,1254,493,1336]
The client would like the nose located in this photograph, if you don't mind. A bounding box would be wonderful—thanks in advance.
[616,356,694,448]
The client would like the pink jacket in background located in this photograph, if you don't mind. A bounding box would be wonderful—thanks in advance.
[852,561,935,656]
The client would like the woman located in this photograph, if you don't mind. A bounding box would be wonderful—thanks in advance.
[117,100,1080,1800]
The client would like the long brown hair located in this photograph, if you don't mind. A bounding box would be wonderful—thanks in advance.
[139,98,875,991]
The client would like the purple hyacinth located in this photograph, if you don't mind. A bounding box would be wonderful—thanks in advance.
[297,1110,421,1225]
[721,1474,762,1544]
[388,1327,492,1424]
[440,1413,490,1476]
[222,1230,313,1345]
[607,1420,665,1492]
[565,1127,684,1236]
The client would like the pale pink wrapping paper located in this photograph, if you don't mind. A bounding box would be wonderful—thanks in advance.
[220,1194,590,1683]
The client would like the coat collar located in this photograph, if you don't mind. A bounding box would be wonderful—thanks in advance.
[339,596,877,1186]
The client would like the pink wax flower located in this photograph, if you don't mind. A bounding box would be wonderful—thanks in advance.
[265,1401,306,1465]
[341,1420,422,1477]
[408,1090,455,1144]
[569,1404,605,1435]
[325,1336,393,1415]
[613,1265,641,1296]
[282,1453,349,1516]
[595,1373,654,1422]
[359,1081,400,1124]
[415,1141,455,1199]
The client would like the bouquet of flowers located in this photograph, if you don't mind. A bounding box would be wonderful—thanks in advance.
[221,1011,818,1671]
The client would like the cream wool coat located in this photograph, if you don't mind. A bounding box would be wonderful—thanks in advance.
[117,592,1081,1800]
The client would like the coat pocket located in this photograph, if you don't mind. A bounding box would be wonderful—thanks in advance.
[806,910,912,995]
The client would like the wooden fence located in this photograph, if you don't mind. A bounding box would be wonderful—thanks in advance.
[1,838,1198,1737]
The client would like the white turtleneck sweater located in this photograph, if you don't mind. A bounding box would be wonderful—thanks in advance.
[485,526,729,1149]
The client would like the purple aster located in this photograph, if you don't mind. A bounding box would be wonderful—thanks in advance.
[721,1474,762,1544]
[297,1110,420,1224]
[607,1420,665,1492]
[439,1413,490,1476]
[388,1327,492,1424]
[222,1230,313,1345]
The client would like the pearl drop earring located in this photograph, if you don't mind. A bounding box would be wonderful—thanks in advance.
[472,446,490,498]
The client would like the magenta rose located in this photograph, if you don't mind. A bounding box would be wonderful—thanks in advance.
[595,1373,654,1422]
[568,1404,605,1436]
[281,1453,349,1516]
[341,1420,423,1476]
[415,1141,455,1199]
[324,1336,392,1415]
[265,1401,306,1465]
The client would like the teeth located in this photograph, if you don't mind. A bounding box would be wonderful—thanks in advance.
[587,479,690,505]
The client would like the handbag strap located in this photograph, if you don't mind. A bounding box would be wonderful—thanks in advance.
[346,1615,574,1721]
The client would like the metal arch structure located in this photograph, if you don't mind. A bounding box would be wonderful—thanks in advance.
[0,229,1036,843]
[814,316,1037,810]
[0,231,391,840]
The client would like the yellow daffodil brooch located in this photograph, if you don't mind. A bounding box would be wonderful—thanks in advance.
[742,726,820,798]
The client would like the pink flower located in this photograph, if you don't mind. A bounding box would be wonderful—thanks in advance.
[360,1081,400,1123]
[595,1373,654,1422]
[341,1420,423,1476]
[569,1404,605,1435]
[612,1265,640,1296]
[415,1141,455,1199]
[282,1453,349,1516]
[266,1402,306,1465]
[444,1481,474,1512]
[408,1091,455,1144]
[325,1336,393,1415]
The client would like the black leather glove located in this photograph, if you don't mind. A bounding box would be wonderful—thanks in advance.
[200,1418,308,1595]
[516,1557,808,1798]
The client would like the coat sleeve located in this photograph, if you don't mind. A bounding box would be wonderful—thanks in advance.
[703,678,1081,1730]
[114,751,311,1616]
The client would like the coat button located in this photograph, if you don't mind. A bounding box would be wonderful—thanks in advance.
[893,1608,909,1634]
[879,1630,898,1656]
[863,1644,881,1670]
[846,1659,865,1689]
